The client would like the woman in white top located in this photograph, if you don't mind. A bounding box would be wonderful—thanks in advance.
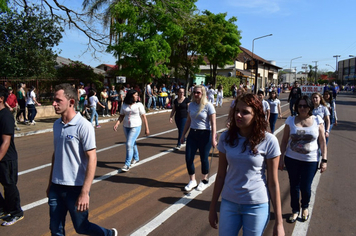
[267,90,282,133]
[113,90,150,172]
[180,85,217,192]
[311,92,330,138]
[77,83,86,113]
[26,86,41,125]
[279,95,327,223]
[209,93,284,236]
[215,84,223,107]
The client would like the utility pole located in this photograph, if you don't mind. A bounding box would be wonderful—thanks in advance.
[333,55,340,71]
[312,61,318,84]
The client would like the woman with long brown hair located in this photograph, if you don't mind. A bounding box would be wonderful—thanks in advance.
[209,93,284,236]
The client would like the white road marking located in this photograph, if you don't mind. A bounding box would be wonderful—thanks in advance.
[130,174,217,236]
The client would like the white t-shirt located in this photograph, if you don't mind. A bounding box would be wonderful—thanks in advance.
[26,91,36,105]
[267,98,280,114]
[120,102,146,128]
[285,115,323,162]
[89,95,99,108]
[262,100,270,113]
[218,131,281,204]
[188,102,216,130]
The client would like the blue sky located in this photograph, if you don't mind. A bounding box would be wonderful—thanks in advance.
[54,0,356,73]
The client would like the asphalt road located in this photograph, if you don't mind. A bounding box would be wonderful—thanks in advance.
[1,92,355,236]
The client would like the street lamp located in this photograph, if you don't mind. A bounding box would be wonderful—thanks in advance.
[290,56,302,84]
[252,34,273,93]
[326,64,335,71]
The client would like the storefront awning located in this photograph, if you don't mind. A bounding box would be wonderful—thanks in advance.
[236,69,253,78]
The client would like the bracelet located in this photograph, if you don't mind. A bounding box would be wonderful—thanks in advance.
[321,159,327,163]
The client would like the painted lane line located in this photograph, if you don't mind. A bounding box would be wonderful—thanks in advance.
[21,128,227,212]
[130,174,217,236]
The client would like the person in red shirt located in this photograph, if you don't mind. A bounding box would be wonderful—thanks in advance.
[5,87,20,131]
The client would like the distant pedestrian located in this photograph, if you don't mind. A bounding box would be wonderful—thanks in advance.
[77,82,86,114]
[5,87,20,131]
[109,85,119,116]
[113,90,150,172]
[0,85,24,227]
[323,90,337,144]
[180,85,217,192]
[100,87,109,117]
[16,83,26,123]
[215,85,223,107]
[26,86,41,125]
[88,89,105,128]
[288,81,302,116]
[311,93,330,141]
[169,88,190,150]
[257,90,270,122]
[207,86,216,104]
[48,83,117,236]
[267,90,282,133]
[209,93,284,236]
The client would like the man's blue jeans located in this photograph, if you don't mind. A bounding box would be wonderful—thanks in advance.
[185,129,211,175]
[48,184,112,236]
[289,99,297,116]
[147,96,157,109]
[284,156,318,213]
[123,126,141,167]
[175,117,187,146]
[90,107,99,126]
[219,198,269,236]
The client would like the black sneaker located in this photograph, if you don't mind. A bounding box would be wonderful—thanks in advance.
[1,215,24,226]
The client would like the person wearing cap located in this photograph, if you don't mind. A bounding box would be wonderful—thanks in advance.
[5,87,20,131]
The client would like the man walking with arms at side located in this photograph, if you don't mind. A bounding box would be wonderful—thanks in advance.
[0,85,24,226]
[288,81,302,116]
[47,83,117,236]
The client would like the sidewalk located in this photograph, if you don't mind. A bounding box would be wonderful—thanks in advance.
[14,109,172,138]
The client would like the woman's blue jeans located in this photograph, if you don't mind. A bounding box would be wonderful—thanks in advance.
[175,117,187,146]
[159,97,166,108]
[101,101,108,116]
[284,156,318,213]
[48,184,112,236]
[185,129,211,175]
[90,107,99,126]
[219,198,269,236]
[27,104,37,122]
[326,123,333,145]
[269,113,278,133]
[123,126,141,167]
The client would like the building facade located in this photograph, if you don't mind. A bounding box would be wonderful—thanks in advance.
[338,58,356,85]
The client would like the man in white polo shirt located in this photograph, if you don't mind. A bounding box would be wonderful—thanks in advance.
[46,83,117,236]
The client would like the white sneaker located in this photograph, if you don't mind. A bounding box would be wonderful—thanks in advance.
[111,228,118,236]
[131,159,139,166]
[196,180,209,191]
[121,165,129,172]
[184,180,197,191]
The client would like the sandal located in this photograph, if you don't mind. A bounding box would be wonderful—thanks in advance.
[302,208,309,222]
[287,212,299,223]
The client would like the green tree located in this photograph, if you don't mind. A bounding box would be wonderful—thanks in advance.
[0,6,63,77]
[198,11,242,87]
[0,0,9,12]
[107,0,172,85]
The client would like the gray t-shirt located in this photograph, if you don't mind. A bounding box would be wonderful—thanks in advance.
[218,131,281,204]
[52,113,96,186]
[188,102,216,130]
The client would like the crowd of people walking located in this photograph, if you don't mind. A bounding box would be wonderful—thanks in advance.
[0,78,340,235]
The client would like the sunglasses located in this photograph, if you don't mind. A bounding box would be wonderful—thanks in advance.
[193,91,201,94]
[298,105,309,109]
